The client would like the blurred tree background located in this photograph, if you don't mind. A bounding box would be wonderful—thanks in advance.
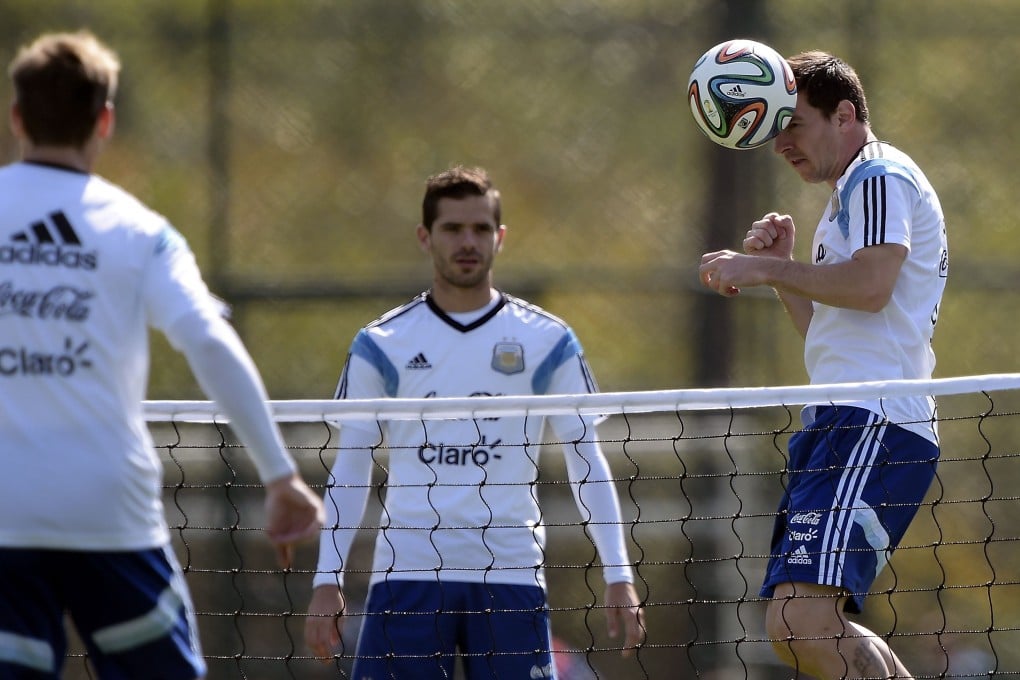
[4,1,1020,678]
[1,0,1009,400]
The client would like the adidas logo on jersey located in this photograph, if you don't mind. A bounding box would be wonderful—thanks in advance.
[406,352,432,370]
[0,212,97,270]
[787,545,813,566]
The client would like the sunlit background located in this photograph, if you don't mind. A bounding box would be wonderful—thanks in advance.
[3,2,1018,678]
[1,0,1006,399]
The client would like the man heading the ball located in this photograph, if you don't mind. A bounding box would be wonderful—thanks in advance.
[700,51,947,679]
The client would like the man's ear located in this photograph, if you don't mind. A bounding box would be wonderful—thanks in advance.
[96,102,115,140]
[836,99,857,128]
[415,223,430,253]
[10,102,25,140]
[494,224,507,253]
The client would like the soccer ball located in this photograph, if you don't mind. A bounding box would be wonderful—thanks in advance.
[687,39,797,150]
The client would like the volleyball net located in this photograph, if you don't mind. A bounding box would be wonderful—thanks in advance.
[73,374,1020,679]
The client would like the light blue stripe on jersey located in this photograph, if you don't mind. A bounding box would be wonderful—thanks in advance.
[153,223,186,255]
[350,330,399,397]
[836,159,919,240]
[532,329,583,395]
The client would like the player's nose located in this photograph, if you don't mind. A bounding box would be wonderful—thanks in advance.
[772,128,791,155]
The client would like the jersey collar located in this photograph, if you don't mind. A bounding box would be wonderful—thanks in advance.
[425,291,507,333]
[21,159,90,175]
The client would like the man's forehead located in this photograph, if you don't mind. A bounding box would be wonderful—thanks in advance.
[793,94,827,120]
[434,194,498,224]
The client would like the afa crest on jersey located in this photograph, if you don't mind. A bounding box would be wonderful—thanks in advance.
[491,342,524,375]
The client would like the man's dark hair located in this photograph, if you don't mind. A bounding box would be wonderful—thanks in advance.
[8,30,120,147]
[422,165,501,230]
[787,51,869,123]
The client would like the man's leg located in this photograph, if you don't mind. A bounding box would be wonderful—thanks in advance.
[765,582,912,680]
[459,583,553,680]
[352,580,458,680]
[0,549,66,679]
[66,546,206,680]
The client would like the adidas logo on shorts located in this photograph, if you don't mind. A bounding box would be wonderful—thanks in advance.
[787,545,813,566]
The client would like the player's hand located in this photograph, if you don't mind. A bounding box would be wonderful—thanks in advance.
[699,250,743,297]
[305,585,346,662]
[264,473,325,569]
[744,212,796,259]
[604,581,645,658]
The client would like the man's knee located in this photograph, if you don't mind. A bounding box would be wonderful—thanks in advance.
[765,583,851,661]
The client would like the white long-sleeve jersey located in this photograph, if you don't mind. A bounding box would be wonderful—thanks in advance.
[0,162,295,550]
[313,292,634,590]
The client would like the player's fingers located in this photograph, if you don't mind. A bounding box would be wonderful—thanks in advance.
[743,234,766,253]
[267,501,322,549]
[318,621,340,659]
[702,268,739,296]
[304,620,321,651]
[699,267,712,288]
[769,213,796,237]
[614,607,645,658]
[622,618,644,658]
[304,621,324,657]
[605,604,635,633]
[606,611,631,658]
[699,260,724,289]
[605,608,619,640]
[265,477,326,537]
[273,541,294,570]
[305,619,338,663]
[750,222,779,242]
[701,250,730,265]
[270,516,321,544]
[763,212,792,232]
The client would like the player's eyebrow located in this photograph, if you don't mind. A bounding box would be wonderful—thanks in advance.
[437,220,495,230]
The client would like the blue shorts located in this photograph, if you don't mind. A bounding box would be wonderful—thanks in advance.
[760,405,938,613]
[353,580,554,680]
[0,546,205,680]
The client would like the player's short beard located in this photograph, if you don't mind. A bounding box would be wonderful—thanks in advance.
[438,253,491,290]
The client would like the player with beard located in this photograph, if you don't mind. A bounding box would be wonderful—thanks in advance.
[305,165,645,679]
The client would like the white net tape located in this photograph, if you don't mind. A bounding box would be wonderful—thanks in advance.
[144,373,1020,422]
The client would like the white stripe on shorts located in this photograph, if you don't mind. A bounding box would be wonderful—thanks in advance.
[0,630,55,672]
[818,412,887,586]
[91,584,185,653]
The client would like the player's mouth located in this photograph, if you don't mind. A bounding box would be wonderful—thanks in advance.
[785,155,807,170]
[453,258,480,271]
